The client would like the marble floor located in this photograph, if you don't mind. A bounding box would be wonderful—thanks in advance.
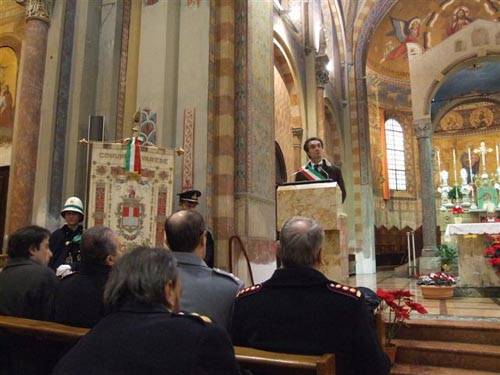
[346,271,500,322]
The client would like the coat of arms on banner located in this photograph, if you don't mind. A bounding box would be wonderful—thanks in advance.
[116,187,145,241]
[87,142,174,248]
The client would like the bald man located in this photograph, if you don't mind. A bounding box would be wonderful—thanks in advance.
[164,210,242,330]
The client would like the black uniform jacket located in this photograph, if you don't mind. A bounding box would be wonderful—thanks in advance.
[0,258,58,321]
[231,266,390,375]
[52,300,241,375]
[54,263,111,328]
[295,160,346,203]
[49,225,83,271]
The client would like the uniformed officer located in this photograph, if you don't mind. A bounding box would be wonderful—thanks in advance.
[52,247,240,375]
[231,217,390,375]
[177,189,216,268]
[165,210,242,330]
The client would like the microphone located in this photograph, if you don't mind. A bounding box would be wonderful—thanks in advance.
[316,165,329,179]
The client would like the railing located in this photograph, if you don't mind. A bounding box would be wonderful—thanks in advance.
[228,235,255,285]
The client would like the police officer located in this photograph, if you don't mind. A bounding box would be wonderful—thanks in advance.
[52,247,240,375]
[231,217,390,375]
[165,210,242,330]
[49,196,85,272]
[177,189,216,267]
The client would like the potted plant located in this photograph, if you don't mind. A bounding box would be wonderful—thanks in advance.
[417,272,456,299]
[450,205,464,223]
[376,289,427,363]
[435,244,458,274]
[484,239,500,273]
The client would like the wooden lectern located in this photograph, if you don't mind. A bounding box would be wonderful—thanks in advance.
[276,182,348,281]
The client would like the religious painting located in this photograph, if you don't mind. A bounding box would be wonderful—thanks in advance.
[446,6,473,36]
[470,107,494,128]
[440,111,464,131]
[0,46,17,143]
[367,0,498,81]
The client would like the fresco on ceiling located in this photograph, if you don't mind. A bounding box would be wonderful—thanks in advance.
[435,101,499,134]
[367,67,412,109]
[431,59,500,117]
[367,0,498,81]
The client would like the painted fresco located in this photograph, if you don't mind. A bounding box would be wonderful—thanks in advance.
[367,0,499,81]
[436,101,500,133]
[0,46,17,143]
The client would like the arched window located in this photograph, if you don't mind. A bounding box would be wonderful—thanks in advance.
[385,119,406,191]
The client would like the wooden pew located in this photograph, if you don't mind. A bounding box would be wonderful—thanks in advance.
[0,315,336,374]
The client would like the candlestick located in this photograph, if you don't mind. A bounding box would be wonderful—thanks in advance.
[437,150,441,174]
[452,148,458,186]
[468,147,473,182]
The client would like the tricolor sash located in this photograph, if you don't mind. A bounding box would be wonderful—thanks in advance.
[298,163,327,181]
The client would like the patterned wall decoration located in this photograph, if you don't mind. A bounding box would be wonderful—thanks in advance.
[138,108,157,145]
[436,102,499,134]
[182,107,195,191]
[274,67,295,180]
[115,0,131,140]
[87,142,174,249]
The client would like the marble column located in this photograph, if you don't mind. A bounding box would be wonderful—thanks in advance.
[414,118,441,273]
[7,0,52,232]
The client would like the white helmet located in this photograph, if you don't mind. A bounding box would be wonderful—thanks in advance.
[61,196,85,219]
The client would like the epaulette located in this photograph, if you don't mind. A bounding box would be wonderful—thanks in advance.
[175,311,212,325]
[326,282,362,299]
[213,267,241,285]
[236,284,262,298]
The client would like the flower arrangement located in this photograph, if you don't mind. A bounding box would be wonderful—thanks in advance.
[451,206,464,216]
[376,289,427,347]
[417,272,456,286]
[484,241,500,272]
[448,186,463,201]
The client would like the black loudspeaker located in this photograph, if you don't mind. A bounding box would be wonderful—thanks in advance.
[88,115,104,141]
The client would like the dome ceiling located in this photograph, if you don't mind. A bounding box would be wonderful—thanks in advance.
[367,0,499,82]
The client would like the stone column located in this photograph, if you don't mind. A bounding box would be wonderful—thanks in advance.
[291,127,303,172]
[6,0,52,232]
[315,53,329,143]
[414,118,440,273]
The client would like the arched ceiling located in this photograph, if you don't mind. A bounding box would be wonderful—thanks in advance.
[431,58,500,117]
[367,0,499,83]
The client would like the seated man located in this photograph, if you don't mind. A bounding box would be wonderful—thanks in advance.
[165,210,242,330]
[0,225,57,320]
[231,217,390,375]
[52,247,240,375]
[54,226,122,327]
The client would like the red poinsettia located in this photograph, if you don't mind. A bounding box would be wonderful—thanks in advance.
[376,289,428,346]
[484,240,500,272]
[451,206,464,215]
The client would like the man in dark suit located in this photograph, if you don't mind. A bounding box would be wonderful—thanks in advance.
[295,137,346,202]
[52,247,240,375]
[0,225,57,321]
[54,226,122,328]
[231,217,390,375]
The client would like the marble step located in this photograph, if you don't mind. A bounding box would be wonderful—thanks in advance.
[391,363,500,375]
[394,339,500,373]
[394,319,500,345]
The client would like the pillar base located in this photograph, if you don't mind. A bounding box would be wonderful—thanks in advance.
[418,256,441,275]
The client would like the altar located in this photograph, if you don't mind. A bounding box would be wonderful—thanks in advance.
[445,223,500,287]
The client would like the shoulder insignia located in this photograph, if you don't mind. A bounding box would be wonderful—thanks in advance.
[213,267,241,285]
[326,282,362,299]
[236,284,262,298]
[176,311,212,324]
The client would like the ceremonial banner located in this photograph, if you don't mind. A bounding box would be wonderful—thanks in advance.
[87,142,174,248]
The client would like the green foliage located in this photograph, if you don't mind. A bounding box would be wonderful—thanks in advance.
[435,244,458,265]
[447,186,463,200]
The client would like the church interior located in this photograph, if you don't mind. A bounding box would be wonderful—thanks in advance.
[0,0,500,373]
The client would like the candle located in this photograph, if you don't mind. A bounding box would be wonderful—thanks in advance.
[496,144,499,169]
[437,150,441,173]
[468,147,473,182]
[452,148,457,186]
